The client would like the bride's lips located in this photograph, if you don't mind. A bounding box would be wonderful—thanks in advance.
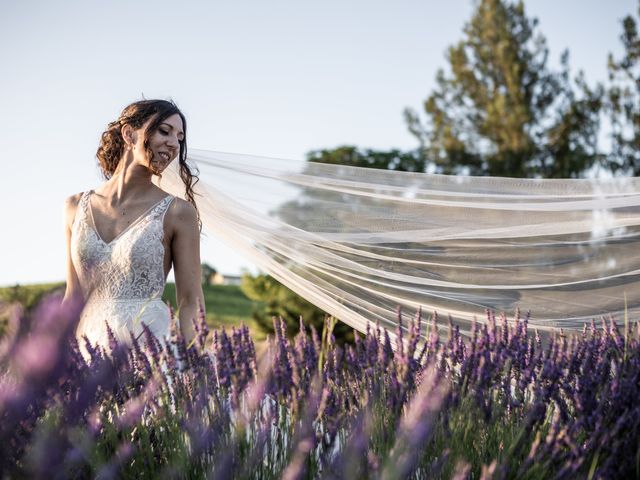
[151,151,172,166]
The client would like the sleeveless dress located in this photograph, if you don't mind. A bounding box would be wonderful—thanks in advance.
[70,189,176,359]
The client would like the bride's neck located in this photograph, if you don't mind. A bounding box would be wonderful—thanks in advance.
[104,157,156,203]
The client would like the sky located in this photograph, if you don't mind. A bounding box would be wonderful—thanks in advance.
[0,0,636,286]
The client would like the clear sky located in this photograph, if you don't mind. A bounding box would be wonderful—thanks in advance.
[0,0,636,286]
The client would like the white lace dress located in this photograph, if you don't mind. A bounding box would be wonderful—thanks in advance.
[71,189,176,359]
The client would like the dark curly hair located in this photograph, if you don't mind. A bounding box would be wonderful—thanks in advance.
[96,99,201,229]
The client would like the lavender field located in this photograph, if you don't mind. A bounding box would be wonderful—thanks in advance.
[1,293,639,479]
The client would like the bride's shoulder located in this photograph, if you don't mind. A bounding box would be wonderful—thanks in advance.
[165,198,199,241]
[63,191,86,229]
[166,197,198,227]
[64,191,84,206]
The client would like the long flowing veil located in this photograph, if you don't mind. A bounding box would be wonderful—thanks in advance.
[153,149,640,337]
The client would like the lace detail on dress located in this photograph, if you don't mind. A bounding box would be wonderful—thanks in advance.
[71,190,175,302]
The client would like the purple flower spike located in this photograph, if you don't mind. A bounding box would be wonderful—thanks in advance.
[382,365,449,479]
[116,376,159,428]
[13,335,59,381]
[141,322,163,366]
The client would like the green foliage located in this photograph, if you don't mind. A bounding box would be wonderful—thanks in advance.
[307,145,425,172]
[424,396,553,478]
[404,0,604,178]
[201,262,217,285]
[608,2,640,175]
[240,273,354,343]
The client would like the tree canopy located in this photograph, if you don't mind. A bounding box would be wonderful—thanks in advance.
[306,146,425,173]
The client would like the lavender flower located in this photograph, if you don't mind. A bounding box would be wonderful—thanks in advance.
[2,289,639,479]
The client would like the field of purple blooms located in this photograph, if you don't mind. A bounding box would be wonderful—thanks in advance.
[1,292,639,479]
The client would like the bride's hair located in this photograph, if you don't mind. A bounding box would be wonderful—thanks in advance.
[96,99,201,228]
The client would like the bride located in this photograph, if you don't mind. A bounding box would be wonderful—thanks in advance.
[62,99,205,358]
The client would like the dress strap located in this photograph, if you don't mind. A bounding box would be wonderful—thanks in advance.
[76,190,92,217]
[73,191,92,226]
[154,195,176,223]
[80,190,92,206]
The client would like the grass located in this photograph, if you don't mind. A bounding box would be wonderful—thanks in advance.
[162,282,266,340]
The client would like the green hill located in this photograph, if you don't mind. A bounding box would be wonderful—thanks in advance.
[163,282,265,339]
[0,282,263,339]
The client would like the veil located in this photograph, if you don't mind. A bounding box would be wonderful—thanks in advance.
[153,149,640,337]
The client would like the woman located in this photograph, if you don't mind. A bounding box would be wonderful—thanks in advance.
[62,99,205,359]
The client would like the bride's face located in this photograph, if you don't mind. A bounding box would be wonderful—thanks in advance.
[127,113,184,174]
[144,113,185,174]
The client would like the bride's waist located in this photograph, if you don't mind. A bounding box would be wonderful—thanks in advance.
[85,296,167,305]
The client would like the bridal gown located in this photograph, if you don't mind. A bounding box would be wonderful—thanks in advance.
[70,189,176,360]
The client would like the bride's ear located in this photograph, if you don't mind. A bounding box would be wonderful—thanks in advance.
[121,124,136,148]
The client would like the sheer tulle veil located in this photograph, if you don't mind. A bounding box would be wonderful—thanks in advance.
[153,150,640,338]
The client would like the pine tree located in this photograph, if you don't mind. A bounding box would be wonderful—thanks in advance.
[608,1,640,174]
[405,0,603,178]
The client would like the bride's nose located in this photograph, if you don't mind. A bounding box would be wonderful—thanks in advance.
[166,136,180,150]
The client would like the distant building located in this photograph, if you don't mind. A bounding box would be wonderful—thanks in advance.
[211,273,242,286]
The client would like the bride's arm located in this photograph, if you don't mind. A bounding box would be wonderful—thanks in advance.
[62,193,84,308]
[170,199,205,347]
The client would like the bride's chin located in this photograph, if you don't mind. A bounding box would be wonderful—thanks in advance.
[149,163,168,175]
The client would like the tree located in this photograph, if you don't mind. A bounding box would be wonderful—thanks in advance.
[307,146,425,172]
[404,0,603,178]
[608,1,640,175]
[247,0,613,340]
[201,263,217,285]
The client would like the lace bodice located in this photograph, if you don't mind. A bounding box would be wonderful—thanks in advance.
[71,190,175,302]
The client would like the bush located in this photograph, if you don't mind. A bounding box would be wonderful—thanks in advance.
[240,273,354,343]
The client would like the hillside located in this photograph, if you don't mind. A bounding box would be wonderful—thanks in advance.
[0,282,263,339]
